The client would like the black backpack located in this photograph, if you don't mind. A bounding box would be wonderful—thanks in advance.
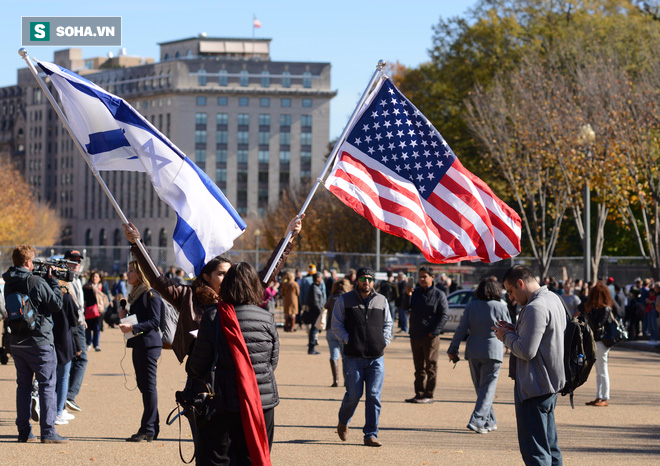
[5,275,39,335]
[559,300,597,408]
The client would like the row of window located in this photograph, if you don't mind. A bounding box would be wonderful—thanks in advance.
[200,149,312,165]
[195,113,312,128]
[196,96,313,108]
[84,227,168,248]
[194,130,313,148]
[198,70,313,89]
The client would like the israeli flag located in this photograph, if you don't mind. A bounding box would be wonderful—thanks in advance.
[38,60,246,276]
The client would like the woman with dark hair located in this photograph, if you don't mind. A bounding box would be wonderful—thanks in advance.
[83,271,108,352]
[326,278,351,387]
[577,281,615,407]
[186,262,279,464]
[119,260,163,442]
[123,214,303,364]
[447,276,510,434]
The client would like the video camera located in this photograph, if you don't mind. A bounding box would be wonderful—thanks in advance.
[32,259,78,282]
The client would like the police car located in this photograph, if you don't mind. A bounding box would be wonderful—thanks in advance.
[444,289,477,332]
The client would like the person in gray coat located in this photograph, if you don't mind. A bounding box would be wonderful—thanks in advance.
[447,276,510,434]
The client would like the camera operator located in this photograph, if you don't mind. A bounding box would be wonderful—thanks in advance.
[2,245,67,443]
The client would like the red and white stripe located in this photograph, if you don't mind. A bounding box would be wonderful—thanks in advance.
[325,143,521,264]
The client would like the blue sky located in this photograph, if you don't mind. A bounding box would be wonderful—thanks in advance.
[3,0,477,139]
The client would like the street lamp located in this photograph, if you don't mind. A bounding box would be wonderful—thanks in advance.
[577,124,596,283]
[254,229,261,271]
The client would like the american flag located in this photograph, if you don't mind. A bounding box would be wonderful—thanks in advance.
[324,77,521,263]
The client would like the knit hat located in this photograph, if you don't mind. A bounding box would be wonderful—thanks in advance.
[356,267,375,279]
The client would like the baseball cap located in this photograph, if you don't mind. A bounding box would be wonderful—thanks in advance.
[64,250,84,262]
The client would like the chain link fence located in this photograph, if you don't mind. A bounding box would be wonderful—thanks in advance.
[0,245,654,287]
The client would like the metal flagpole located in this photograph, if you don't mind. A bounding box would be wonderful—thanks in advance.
[18,48,161,277]
[262,60,387,283]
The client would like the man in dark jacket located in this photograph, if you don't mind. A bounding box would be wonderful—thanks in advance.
[332,267,392,447]
[378,271,399,322]
[306,273,325,355]
[405,266,448,404]
[3,245,67,443]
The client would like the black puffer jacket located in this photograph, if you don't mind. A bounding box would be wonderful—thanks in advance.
[187,304,279,411]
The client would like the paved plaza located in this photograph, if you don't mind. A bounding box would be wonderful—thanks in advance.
[0,325,658,465]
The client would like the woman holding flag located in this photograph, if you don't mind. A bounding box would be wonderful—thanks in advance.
[123,214,303,364]
[186,262,277,464]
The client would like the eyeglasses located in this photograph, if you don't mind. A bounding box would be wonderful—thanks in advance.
[358,276,374,283]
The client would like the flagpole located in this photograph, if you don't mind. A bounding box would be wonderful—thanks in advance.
[262,60,386,283]
[18,48,161,277]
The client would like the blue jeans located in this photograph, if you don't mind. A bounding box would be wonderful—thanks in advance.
[56,361,72,415]
[468,358,501,430]
[514,389,562,466]
[67,324,87,401]
[338,356,385,439]
[326,334,343,361]
[11,344,58,438]
[398,307,408,333]
[646,310,658,341]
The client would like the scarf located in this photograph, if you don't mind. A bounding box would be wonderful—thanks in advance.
[217,302,271,466]
[127,283,149,306]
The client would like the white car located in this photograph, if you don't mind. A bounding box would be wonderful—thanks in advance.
[443,289,477,332]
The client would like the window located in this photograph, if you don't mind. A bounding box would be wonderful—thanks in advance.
[195,149,206,163]
[259,114,271,126]
[279,150,290,163]
[237,169,248,183]
[301,151,311,164]
[301,114,312,128]
[280,171,290,184]
[216,168,227,182]
[302,98,312,108]
[196,96,207,106]
[280,114,291,127]
[195,130,207,144]
[218,70,228,86]
[195,112,207,125]
[258,150,269,163]
[301,170,311,180]
[259,172,268,183]
[259,131,270,145]
[237,150,248,163]
[303,72,312,88]
[217,97,228,106]
[240,70,249,87]
[261,71,270,87]
[238,114,250,126]
[216,131,228,144]
[198,69,207,86]
[260,98,270,108]
[300,132,312,146]
[239,97,249,107]
[281,71,291,88]
[281,98,291,108]
[216,113,228,126]
[216,149,227,163]
[279,132,290,145]
[238,131,249,145]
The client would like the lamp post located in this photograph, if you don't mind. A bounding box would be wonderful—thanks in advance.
[577,124,596,283]
[254,229,261,271]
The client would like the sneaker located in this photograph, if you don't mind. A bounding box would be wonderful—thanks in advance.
[94,346,102,352]
[405,396,422,403]
[42,434,69,444]
[18,433,38,443]
[467,423,488,434]
[61,409,75,421]
[54,415,69,425]
[486,425,498,432]
[87,345,92,351]
[416,397,433,404]
[66,399,82,412]
[30,397,39,423]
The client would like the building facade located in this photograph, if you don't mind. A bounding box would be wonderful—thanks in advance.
[0,36,336,270]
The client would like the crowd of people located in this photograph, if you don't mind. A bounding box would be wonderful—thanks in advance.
[2,234,658,465]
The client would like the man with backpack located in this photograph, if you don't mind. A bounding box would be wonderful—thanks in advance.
[3,245,67,443]
[494,265,566,466]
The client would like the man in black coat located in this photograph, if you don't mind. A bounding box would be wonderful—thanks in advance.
[404,266,448,404]
[3,245,66,443]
